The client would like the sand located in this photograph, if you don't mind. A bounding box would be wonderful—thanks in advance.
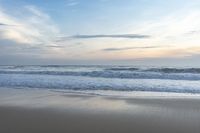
[0,88,200,133]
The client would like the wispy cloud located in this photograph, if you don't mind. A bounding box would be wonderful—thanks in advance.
[0,22,8,26]
[67,34,151,39]
[66,0,79,6]
[99,0,110,2]
[0,22,16,26]
[0,5,60,45]
[186,30,200,35]
[102,46,165,51]
[133,10,200,41]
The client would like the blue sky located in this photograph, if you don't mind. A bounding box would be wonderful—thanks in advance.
[1,0,200,66]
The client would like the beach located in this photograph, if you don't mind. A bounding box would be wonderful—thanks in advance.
[0,88,200,133]
[1,0,200,131]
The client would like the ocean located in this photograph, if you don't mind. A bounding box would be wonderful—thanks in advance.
[0,65,200,96]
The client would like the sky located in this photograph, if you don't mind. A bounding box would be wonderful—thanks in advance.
[0,0,200,66]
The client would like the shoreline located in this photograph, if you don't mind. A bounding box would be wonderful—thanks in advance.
[0,88,200,133]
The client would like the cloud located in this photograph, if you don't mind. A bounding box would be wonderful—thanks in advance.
[0,5,60,45]
[102,46,164,51]
[186,30,200,35]
[0,5,63,63]
[0,22,15,26]
[58,34,150,41]
[1,1,200,65]
[25,5,50,19]
[133,10,200,41]
[0,23,8,26]
[66,0,79,6]
[46,45,64,48]
[99,0,109,2]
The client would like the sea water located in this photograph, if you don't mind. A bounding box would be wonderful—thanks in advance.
[0,65,200,96]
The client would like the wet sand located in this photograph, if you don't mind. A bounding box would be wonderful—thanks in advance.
[0,88,200,133]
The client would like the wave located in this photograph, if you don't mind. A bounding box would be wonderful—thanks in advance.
[0,70,200,81]
[145,68,200,73]
[1,65,200,73]
[106,67,139,71]
[106,67,200,73]
[1,66,200,94]
[0,74,200,94]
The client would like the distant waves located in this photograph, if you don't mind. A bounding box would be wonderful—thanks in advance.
[0,65,200,94]
[0,70,200,81]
